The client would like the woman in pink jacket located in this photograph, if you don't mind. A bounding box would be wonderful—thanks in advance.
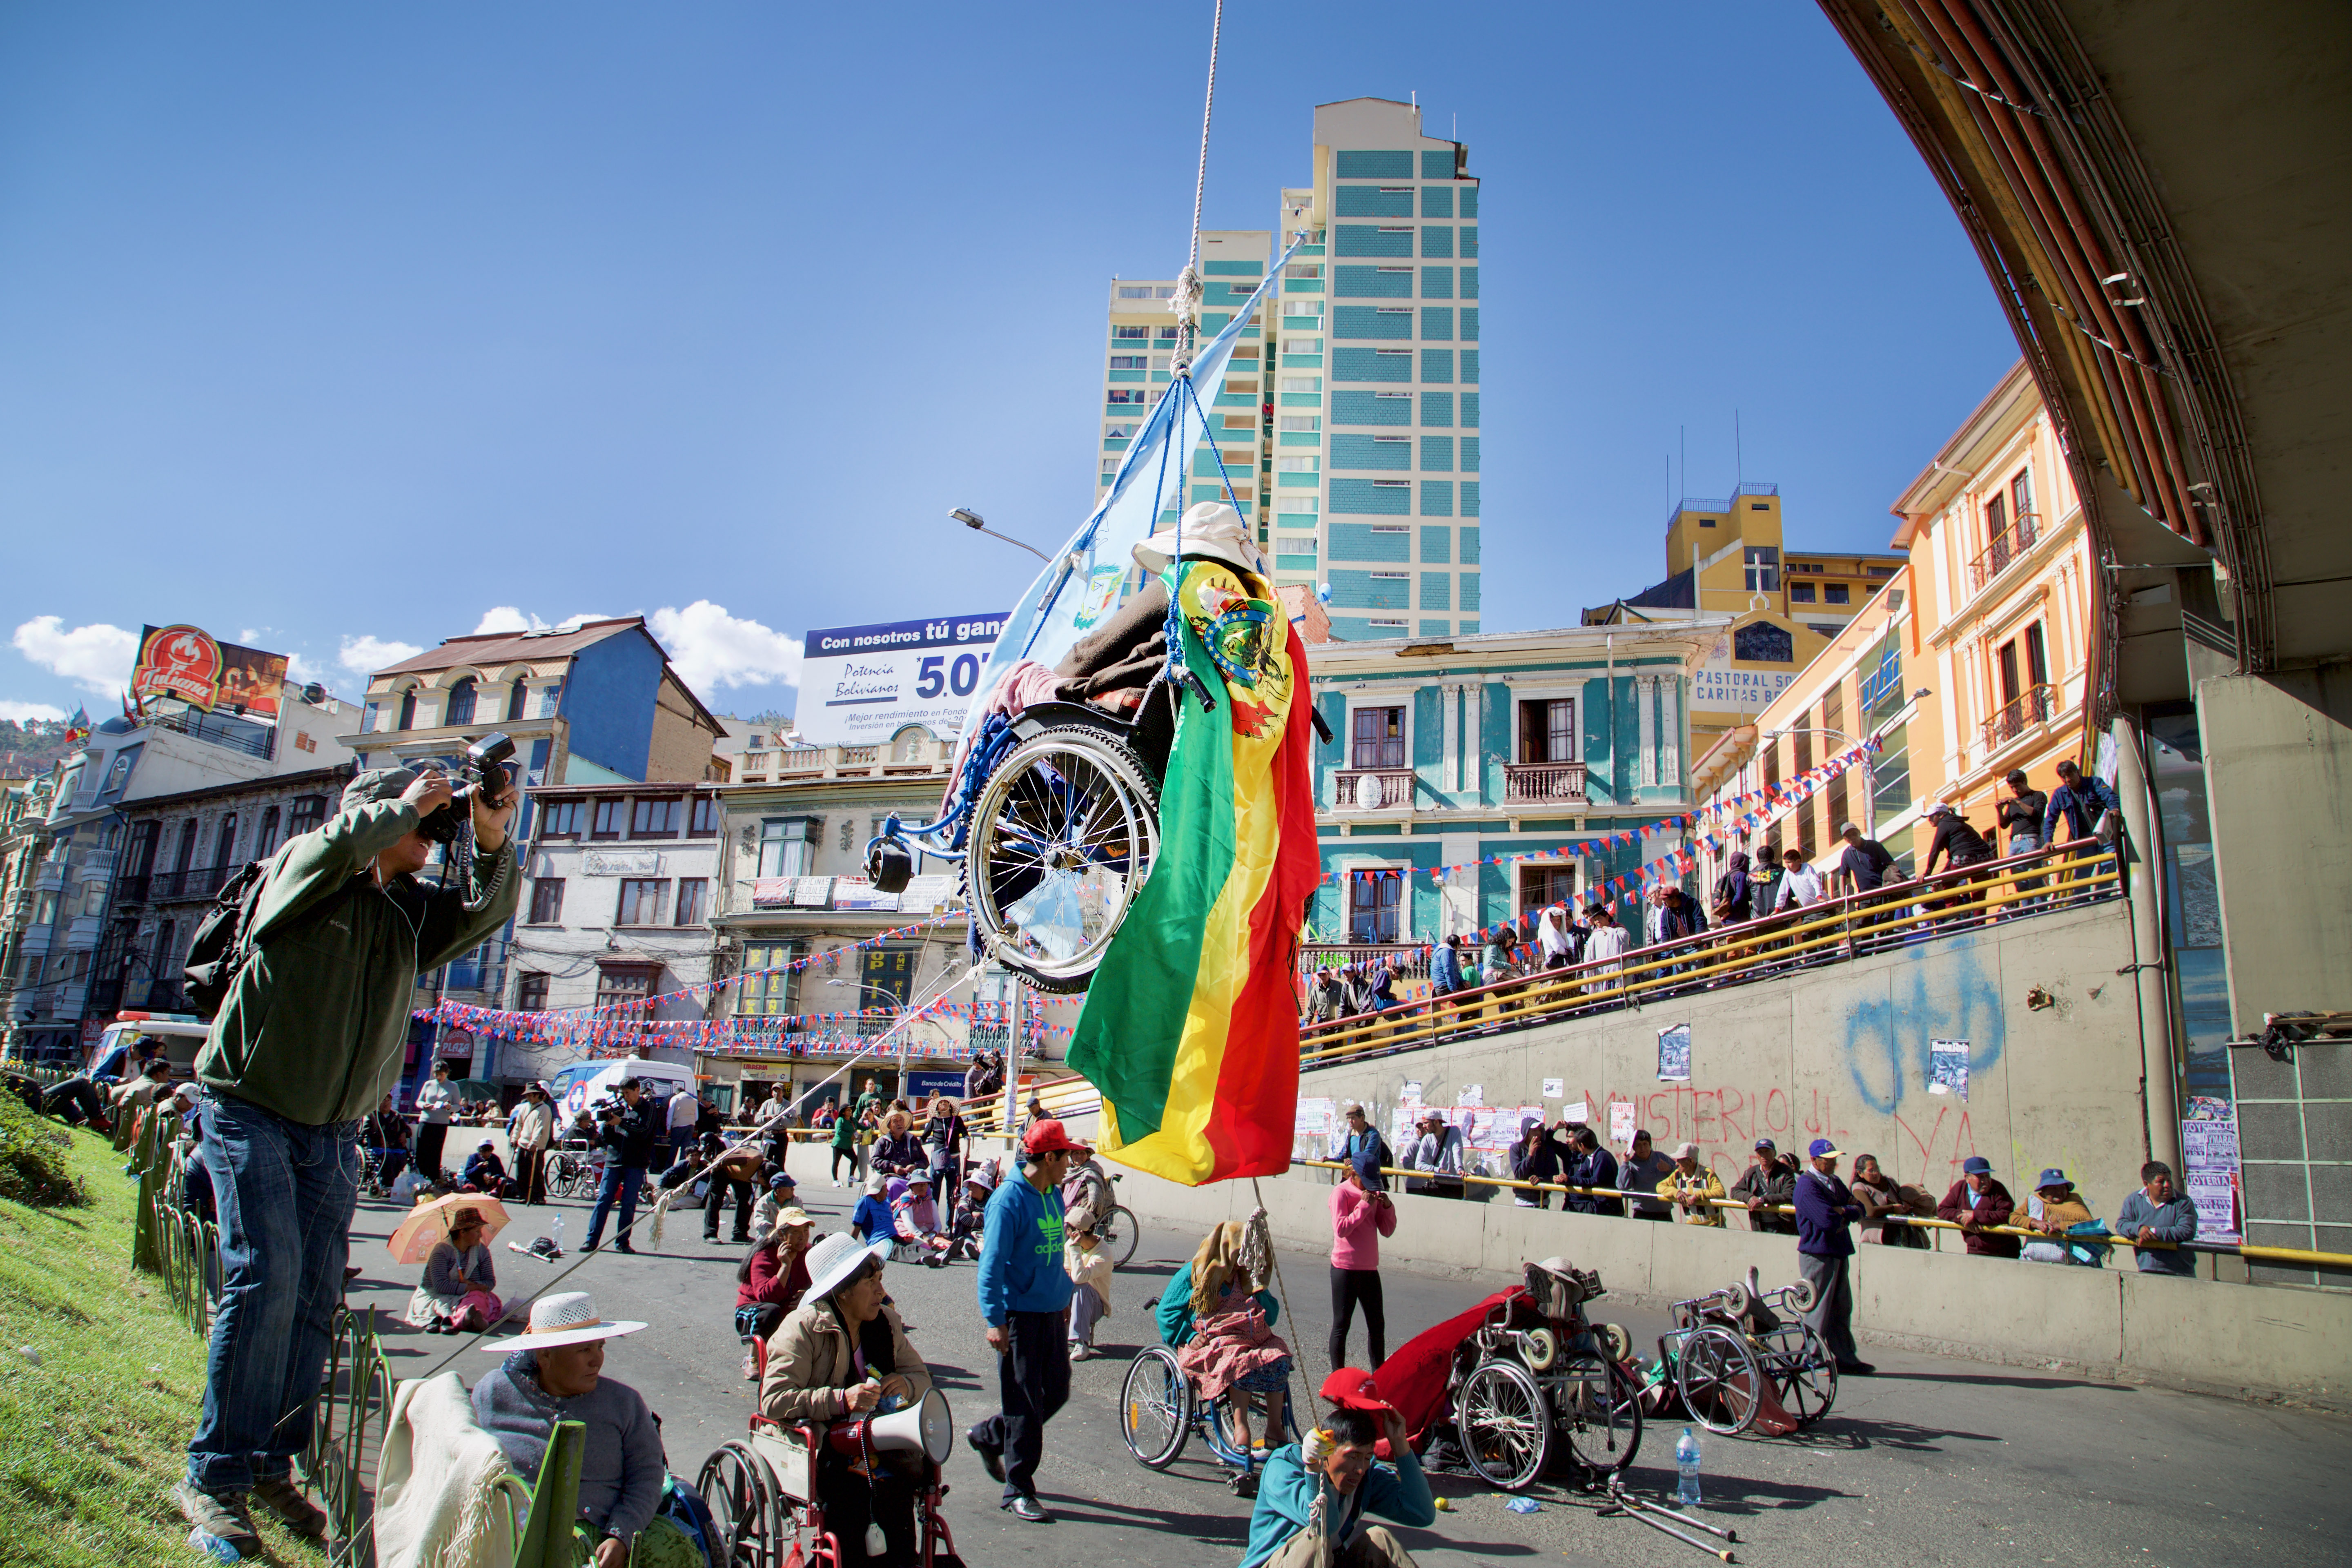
[1329,1149,1399,1369]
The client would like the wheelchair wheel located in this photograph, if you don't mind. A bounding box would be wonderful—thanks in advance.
[1757,1323,1838,1426]
[1552,1353,1643,1476]
[1097,1205,1142,1268]
[1674,1325,1762,1436]
[965,724,1161,993]
[1120,1346,1192,1469]
[697,1440,791,1568]
[1457,1358,1550,1492]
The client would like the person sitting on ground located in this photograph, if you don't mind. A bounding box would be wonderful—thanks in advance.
[2018,1167,2104,1265]
[893,1173,952,1265]
[472,1292,695,1568]
[1174,1220,1294,1455]
[1618,1129,1675,1221]
[947,1167,993,1261]
[1065,1224,1114,1361]
[750,1170,798,1243]
[1729,1138,1797,1233]
[759,1232,932,1568]
[1937,1155,2020,1257]
[36,1073,112,1131]
[1848,1153,1930,1248]
[1662,1142,1726,1226]
[405,1205,505,1335]
[460,1139,509,1196]
[2114,1160,2200,1276]
[735,1205,815,1360]
[1565,1125,1624,1217]
[1240,1371,1433,1568]
[111,1057,176,1115]
[851,1171,897,1245]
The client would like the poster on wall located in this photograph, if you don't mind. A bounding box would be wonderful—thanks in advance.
[2180,1115,2243,1243]
[1541,1078,1565,1098]
[1293,1097,1339,1163]
[1657,1024,1692,1082]
[1929,1040,1971,1100]
[1609,1100,1638,1148]
[797,612,1010,746]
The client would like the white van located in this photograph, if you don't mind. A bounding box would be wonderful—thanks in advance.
[86,1013,212,1084]
[543,1057,697,1125]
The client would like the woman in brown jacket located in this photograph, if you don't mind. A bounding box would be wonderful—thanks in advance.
[758,1232,931,1565]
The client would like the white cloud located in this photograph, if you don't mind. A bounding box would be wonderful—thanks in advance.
[557,612,612,630]
[647,602,802,695]
[0,699,67,723]
[338,634,425,675]
[284,650,325,686]
[11,616,140,696]
[473,606,545,635]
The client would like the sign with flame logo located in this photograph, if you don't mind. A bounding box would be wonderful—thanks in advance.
[132,624,290,717]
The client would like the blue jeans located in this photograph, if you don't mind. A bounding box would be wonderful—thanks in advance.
[186,1092,361,1494]
[586,1163,646,1249]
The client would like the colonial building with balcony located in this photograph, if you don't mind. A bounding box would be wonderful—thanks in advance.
[1890,359,2097,847]
[1303,617,1725,947]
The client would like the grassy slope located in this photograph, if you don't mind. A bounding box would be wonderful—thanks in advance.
[0,1124,311,1567]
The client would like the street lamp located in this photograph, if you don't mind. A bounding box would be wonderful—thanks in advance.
[827,978,920,1099]
[949,508,1052,564]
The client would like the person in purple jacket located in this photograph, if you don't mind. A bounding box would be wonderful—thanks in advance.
[1793,1137,1875,1376]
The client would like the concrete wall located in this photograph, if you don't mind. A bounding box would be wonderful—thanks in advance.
[1292,898,2154,1197]
[1067,1152,2351,1408]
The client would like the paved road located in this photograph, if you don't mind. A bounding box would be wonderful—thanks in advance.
[347,1178,2352,1568]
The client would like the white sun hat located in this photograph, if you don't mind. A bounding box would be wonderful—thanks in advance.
[802,1231,894,1304]
[479,1290,647,1352]
[1134,501,1267,579]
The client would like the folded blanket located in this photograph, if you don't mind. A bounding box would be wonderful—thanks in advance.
[374,1370,529,1568]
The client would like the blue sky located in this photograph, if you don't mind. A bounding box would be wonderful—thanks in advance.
[0,2,2016,726]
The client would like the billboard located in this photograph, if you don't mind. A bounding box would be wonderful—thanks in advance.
[795,613,1009,746]
[131,624,291,718]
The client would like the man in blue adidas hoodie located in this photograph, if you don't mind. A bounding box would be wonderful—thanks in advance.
[968,1119,1079,1521]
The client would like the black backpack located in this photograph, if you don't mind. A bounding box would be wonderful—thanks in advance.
[183,859,274,1019]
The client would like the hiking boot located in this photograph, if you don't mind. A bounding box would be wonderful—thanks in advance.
[252,1475,329,1539]
[174,1481,262,1555]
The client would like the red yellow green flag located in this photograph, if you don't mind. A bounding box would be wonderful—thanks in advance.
[1067,560,1319,1185]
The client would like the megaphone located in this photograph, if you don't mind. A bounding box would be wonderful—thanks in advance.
[829,1386,954,1465]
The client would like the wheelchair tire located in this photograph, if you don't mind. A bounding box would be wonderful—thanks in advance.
[1553,1353,1644,1477]
[964,724,1162,993]
[1458,1358,1551,1492]
[1674,1324,1762,1437]
[1098,1205,1142,1269]
[1120,1345,1192,1469]
[697,1439,791,1568]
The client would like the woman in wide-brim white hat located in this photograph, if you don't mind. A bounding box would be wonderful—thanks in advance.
[758,1232,935,1556]
[1134,500,1269,579]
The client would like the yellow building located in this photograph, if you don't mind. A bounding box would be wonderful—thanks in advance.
[1586,482,1904,760]
[1695,361,2097,873]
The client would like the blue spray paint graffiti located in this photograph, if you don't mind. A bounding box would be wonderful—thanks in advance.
[1842,930,2007,1114]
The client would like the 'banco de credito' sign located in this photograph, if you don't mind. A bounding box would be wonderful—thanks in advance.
[795,613,1009,746]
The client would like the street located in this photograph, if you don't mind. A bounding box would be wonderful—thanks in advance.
[347,1175,2352,1568]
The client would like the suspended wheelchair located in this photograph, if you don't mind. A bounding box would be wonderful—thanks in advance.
[1118,1342,1303,1496]
[697,1341,963,1568]
[1443,1259,1647,1493]
[1633,1267,1837,1437]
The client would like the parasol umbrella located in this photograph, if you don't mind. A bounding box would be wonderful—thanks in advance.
[387,1193,513,1265]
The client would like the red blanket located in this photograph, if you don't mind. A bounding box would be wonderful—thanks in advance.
[1370,1288,1517,1443]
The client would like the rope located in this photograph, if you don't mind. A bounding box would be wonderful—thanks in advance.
[1187,0,1225,276]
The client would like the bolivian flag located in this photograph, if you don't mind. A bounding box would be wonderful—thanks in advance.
[1069,560,1320,1185]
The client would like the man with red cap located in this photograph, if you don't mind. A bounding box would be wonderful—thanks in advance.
[967,1118,1083,1522]
[1240,1367,1435,1567]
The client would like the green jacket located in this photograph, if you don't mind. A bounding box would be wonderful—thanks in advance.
[194,798,520,1127]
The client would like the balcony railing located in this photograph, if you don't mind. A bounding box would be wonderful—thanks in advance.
[1334,768,1416,811]
[1502,761,1588,806]
[1968,510,2041,593]
[149,865,233,903]
[1981,683,2061,751]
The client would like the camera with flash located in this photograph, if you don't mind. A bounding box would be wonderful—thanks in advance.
[416,731,518,844]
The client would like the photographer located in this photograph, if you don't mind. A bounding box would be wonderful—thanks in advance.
[176,762,518,1554]
[584,1077,660,1254]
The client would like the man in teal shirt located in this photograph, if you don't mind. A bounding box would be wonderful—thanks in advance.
[1242,1370,1434,1568]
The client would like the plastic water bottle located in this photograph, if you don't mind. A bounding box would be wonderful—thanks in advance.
[1675,1427,1702,1506]
[550,1214,566,1256]
[188,1528,241,1562]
